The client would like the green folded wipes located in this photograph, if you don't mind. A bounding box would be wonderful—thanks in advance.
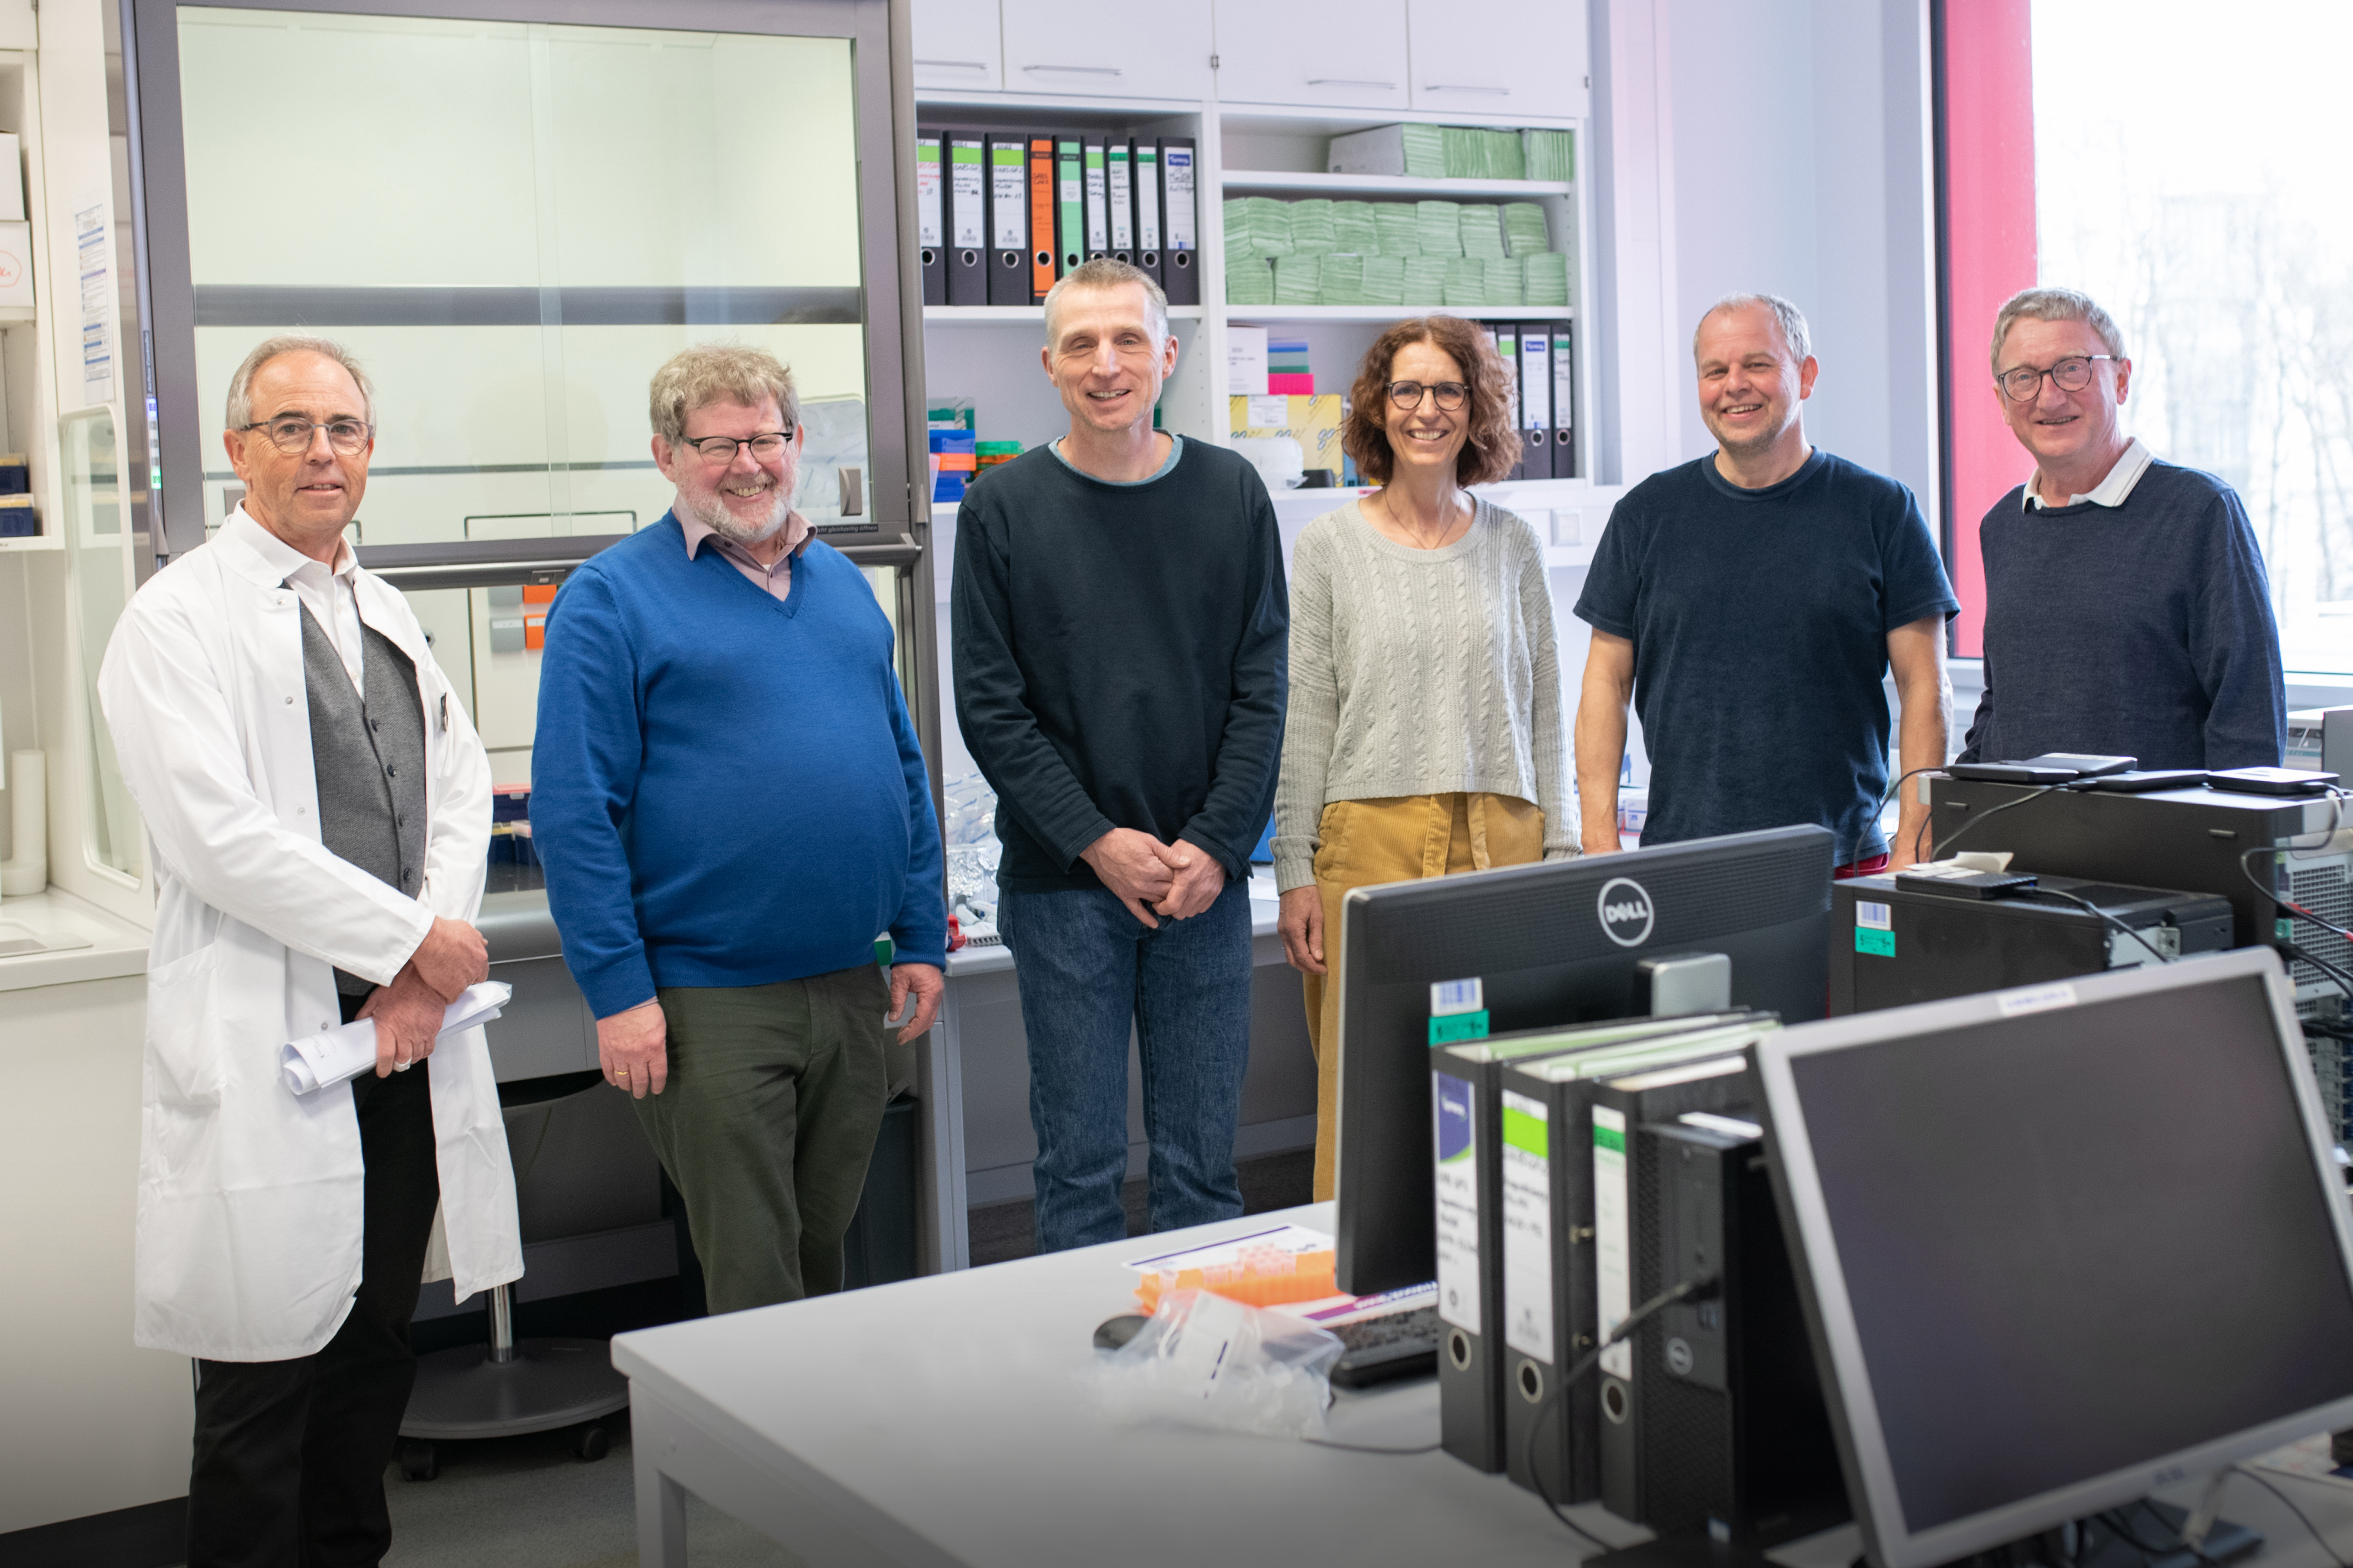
[1416,201,1463,258]
[1318,253,1366,306]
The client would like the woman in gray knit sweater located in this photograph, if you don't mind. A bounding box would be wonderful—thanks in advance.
[1274,316,1577,1201]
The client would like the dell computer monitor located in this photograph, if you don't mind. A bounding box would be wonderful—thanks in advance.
[1756,947,2353,1568]
[1334,823,1835,1295]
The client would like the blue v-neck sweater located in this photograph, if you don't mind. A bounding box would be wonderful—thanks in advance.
[533,513,945,1018]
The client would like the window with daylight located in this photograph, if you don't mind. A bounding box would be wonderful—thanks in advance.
[1941,0,2353,676]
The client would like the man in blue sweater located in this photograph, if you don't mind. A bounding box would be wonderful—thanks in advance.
[533,345,945,1312]
[1960,287,2284,770]
[953,259,1287,1252]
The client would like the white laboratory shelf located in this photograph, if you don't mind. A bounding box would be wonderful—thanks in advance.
[924,305,1206,323]
[1224,304,1574,322]
[1221,169,1573,199]
[0,531,58,552]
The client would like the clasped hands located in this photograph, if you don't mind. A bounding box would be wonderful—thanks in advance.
[1081,827,1225,929]
[357,915,490,1078]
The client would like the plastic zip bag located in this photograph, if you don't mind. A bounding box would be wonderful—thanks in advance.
[1095,1289,1344,1440]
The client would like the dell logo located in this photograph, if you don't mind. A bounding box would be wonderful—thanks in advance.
[1598,877,1655,948]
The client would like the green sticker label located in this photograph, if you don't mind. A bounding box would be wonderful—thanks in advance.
[1429,1010,1491,1046]
[1855,927,1896,958]
[1592,1122,1625,1154]
[1502,1105,1549,1158]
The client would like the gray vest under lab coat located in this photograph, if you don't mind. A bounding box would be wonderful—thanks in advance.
[300,604,428,995]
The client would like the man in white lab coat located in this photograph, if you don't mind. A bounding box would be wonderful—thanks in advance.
[97,335,522,1568]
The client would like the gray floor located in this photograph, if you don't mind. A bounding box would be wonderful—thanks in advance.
[382,1417,802,1568]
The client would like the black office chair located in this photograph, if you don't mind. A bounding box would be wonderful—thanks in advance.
[396,1070,629,1480]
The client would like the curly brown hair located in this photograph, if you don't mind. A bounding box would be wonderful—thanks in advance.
[1342,315,1522,488]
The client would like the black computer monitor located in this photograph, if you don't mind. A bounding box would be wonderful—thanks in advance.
[1756,947,2353,1568]
[1334,824,1834,1295]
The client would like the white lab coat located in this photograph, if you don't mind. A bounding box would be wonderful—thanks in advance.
[97,514,523,1363]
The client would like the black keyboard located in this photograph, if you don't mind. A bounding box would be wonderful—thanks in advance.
[1329,1306,1441,1389]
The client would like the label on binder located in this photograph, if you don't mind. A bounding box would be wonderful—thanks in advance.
[1594,1104,1632,1378]
[990,144,1025,250]
[1501,1090,1553,1361]
[915,141,943,248]
[949,139,985,248]
[1434,1072,1481,1331]
[1165,145,1196,249]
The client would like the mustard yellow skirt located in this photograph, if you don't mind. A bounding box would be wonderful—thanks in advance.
[1299,792,1546,1201]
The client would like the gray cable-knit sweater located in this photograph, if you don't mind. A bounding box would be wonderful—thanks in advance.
[1272,496,1574,892]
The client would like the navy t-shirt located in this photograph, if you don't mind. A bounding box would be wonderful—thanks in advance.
[1576,449,1958,863]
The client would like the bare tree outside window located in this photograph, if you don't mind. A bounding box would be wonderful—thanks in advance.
[2035,0,2353,673]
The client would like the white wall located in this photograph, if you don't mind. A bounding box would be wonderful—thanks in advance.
[1596,0,1938,518]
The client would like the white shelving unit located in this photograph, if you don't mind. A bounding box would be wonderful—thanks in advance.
[916,78,1600,497]
[1220,169,1573,198]
[923,304,1204,323]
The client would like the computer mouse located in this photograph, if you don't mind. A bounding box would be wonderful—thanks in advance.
[1093,1313,1148,1352]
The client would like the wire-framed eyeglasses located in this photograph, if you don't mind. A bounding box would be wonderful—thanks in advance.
[238,416,373,455]
[1996,354,2118,403]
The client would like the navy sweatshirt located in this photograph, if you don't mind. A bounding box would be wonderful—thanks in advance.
[951,440,1288,892]
[532,514,946,1019]
[1960,460,2285,770]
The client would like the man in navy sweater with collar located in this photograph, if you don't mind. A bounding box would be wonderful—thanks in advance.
[1960,287,2285,770]
[533,344,945,1312]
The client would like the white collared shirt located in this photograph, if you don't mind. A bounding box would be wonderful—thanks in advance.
[223,505,364,691]
[2024,437,2155,511]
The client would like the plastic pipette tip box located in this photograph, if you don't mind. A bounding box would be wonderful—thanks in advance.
[1134,1246,1338,1313]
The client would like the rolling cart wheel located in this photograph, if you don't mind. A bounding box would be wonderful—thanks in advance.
[573,1423,610,1463]
[397,1438,438,1482]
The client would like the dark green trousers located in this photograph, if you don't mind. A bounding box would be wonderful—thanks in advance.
[632,965,890,1314]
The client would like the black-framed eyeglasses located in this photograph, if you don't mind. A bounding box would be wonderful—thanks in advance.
[678,429,795,463]
[1388,380,1468,412]
[1996,354,2117,403]
[239,416,372,455]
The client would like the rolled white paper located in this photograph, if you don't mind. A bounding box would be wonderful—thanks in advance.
[281,980,512,1095]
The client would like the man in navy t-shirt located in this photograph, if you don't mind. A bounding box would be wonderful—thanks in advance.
[1575,294,1959,871]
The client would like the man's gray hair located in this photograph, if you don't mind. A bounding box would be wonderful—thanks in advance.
[1989,286,2126,373]
[223,334,375,431]
[1693,292,1813,364]
[648,343,800,446]
[1042,257,1170,350]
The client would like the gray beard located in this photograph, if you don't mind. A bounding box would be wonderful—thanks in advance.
[684,484,789,545]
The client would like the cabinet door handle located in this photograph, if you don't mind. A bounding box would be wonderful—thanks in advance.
[1423,82,1511,95]
[1023,63,1122,76]
[915,58,990,70]
[1307,78,1398,89]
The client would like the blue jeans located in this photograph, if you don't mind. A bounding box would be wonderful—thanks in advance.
[1000,875,1253,1252]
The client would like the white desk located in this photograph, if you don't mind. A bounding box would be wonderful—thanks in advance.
[611,1201,1634,1567]
[611,1198,2353,1568]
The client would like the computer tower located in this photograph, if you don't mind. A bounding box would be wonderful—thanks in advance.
[1926,777,2353,1008]
[1510,1048,1768,1507]
[2288,707,2353,776]
[1828,873,2234,1015]
[1604,1116,1847,1545]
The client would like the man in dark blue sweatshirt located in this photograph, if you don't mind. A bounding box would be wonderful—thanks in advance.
[1960,287,2285,770]
[953,259,1287,1252]
[533,345,945,1313]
